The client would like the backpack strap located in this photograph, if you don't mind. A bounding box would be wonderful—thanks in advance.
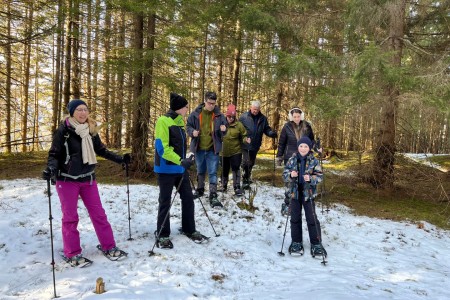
[63,131,71,165]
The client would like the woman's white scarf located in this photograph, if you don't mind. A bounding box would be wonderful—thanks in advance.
[68,117,97,165]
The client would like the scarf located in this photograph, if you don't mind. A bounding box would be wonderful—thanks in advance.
[68,117,97,165]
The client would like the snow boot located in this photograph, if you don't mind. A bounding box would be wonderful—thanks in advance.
[288,242,304,256]
[61,253,93,267]
[97,245,128,261]
[185,231,210,244]
[234,185,243,196]
[311,243,327,258]
[209,192,223,207]
[154,231,174,249]
[193,188,205,199]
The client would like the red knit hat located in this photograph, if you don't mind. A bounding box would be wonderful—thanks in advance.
[226,104,236,117]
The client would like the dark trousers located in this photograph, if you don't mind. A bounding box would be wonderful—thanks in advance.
[290,191,322,245]
[242,149,257,180]
[157,172,196,237]
[222,153,242,188]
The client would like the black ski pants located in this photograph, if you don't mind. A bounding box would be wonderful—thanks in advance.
[242,149,258,180]
[222,153,242,187]
[290,191,322,245]
[157,172,196,237]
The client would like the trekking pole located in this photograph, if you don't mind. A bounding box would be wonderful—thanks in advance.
[46,178,58,298]
[308,194,328,266]
[316,138,329,214]
[272,137,277,186]
[125,162,133,241]
[188,174,220,237]
[277,211,290,256]
[148,173,185,256]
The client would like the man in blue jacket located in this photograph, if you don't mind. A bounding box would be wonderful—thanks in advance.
[239,100,277,189]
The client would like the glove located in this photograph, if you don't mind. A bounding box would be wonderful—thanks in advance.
[123,153,131,164]
[42,167,56,185]
[271,131,277,139]
[276,156,283,166]
[181,158,195,170]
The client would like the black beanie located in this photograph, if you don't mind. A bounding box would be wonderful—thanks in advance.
[170,93,188,111]
[67,99,88,116]
[297,136,313,149]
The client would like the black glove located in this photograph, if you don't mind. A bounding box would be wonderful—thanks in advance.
[123,153,131,164]
[271,131,277,139]
[181,154,195,170]
[42,167,56,184]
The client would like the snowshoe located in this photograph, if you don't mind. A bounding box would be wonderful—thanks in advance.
[97,245,128,261]
[61,253,93,268]
[184,231,210,244]
[209,193,223,207]
[288,242,304,256]
[193,188,205,199]
[311,243,327,258]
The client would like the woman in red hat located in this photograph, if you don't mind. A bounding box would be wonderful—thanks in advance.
[220,104,250,196]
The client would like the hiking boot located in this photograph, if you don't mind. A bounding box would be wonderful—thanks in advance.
[288,242,304,255]
[234,187,243,196]
[242,179,251,190]
[157,236,174,249]
[185,231,209,243]
[311,243,327,258]
[209,192,223,207]
[193,188,205,199]
[62,253,93,267]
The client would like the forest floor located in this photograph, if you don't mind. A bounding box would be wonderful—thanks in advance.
[1,150,449,229]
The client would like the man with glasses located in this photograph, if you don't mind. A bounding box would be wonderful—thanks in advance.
[187,91,227,207]
[239,100,277,189]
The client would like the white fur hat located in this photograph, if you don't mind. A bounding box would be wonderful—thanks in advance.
[288,107,305,121]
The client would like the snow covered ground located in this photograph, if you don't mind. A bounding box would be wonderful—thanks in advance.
[1,178,449,300]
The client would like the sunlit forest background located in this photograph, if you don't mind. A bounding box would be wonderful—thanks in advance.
[0,0,449,188]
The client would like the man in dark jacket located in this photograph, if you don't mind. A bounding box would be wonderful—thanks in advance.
[239,100,277,189]
[186,91,227,207]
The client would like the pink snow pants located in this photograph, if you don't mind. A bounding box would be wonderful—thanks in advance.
[56,180,115,258]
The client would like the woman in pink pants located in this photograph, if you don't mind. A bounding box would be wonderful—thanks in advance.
[44,99,130,266]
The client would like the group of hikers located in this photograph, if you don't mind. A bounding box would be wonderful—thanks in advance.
[43,92,326,267]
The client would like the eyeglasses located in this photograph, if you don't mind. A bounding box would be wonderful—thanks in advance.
[75,108,89,113]
[205,101,216,106]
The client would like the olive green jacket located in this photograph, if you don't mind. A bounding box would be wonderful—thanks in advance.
[221,121,248,157]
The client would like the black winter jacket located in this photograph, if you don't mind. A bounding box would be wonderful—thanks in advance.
[47,118,123,182]
[239,111,276,152]
[276,121,315,161]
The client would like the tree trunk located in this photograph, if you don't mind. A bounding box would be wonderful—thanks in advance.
[63,0,73,107]
[102,4,111,145]
[372,0,406,188]
[71,0,81,99]
[4,1,12,153]
[52,0,64,132]
[231,20,242,106]
[21,2,34,152]
[131,13,146,172]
